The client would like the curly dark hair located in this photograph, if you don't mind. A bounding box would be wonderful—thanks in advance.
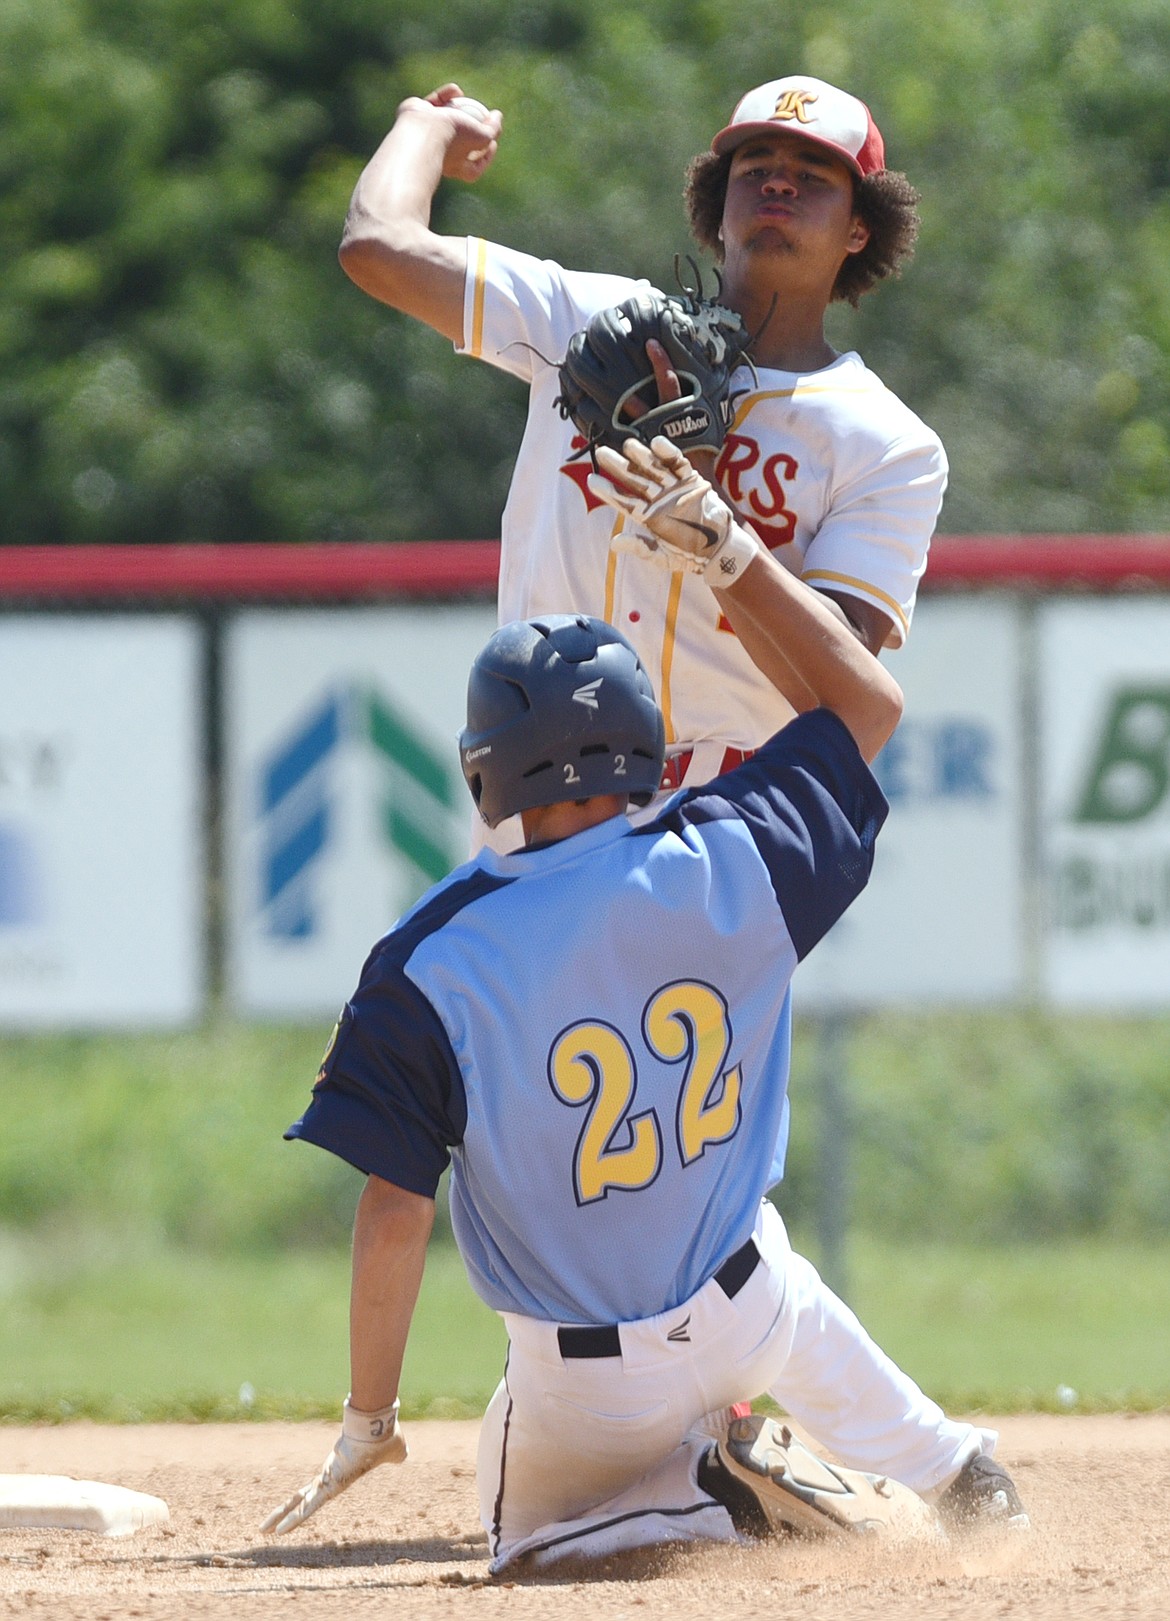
[682,149,921,307]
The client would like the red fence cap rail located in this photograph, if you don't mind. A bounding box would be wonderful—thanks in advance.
[927,532,1170,588]
[1,534,1169,602]
[0,542,502,601]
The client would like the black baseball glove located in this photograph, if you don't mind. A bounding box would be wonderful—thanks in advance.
[555,283,751,457]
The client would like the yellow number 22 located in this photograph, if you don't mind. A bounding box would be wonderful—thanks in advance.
[548,982,742,1205]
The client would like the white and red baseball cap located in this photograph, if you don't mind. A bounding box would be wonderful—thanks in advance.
[711,75,885,177]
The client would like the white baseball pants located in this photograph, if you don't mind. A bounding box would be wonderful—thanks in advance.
[477,1201,994,1572]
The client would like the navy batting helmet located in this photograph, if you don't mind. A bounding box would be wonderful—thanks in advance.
[459,615,666,827]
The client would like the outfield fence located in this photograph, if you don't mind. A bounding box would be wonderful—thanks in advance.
[2,536,1170,1028]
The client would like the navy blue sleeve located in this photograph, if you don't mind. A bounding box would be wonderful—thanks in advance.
[661,708,889,960]
[285,938,468,1199]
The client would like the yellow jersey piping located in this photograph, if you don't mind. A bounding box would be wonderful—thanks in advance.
[729,381,880,432]
[469,238,488,357]
[802,568,908,634]
[659,573,684,745]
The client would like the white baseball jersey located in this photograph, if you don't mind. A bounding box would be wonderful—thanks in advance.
[459,238,947,766]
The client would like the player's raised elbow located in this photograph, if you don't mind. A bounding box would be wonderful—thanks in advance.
[339,196,428,284]
[338,225,402,298]
[338,222,467,343]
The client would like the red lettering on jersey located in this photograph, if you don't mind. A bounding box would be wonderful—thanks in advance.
[717,434,760,505]
[750,452,799,544]
[716,433,798,550]
[560,435,621,512]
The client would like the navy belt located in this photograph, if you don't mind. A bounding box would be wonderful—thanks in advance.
[556,1237,760,1360]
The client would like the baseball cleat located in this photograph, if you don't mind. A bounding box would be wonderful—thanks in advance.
[935,1453,1030,1532]
[707,1415,941,1541]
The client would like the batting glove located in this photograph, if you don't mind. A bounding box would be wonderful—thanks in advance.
[590,436,761,584]
[259,1396,407,1535]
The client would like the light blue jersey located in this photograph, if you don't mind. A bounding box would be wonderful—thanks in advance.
[289,709,886,1325]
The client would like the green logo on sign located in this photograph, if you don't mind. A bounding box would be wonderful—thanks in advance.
[362,685,458,885]
[1074,687,1170,824]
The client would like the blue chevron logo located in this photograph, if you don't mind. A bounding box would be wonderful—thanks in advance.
[257,683,459,940]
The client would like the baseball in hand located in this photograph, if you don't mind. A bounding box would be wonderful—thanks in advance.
[450,96,491,125]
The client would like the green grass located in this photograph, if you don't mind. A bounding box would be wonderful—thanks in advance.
[0,1241,505,1422]
[1,1236,1166,1423]
[837,1236,1170,1412]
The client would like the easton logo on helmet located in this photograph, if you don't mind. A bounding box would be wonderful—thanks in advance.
[464,743,493,762]
[572,679,603,710]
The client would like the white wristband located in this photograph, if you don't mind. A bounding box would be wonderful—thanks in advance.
[701,521,760,584]
[342,1395,400,1442]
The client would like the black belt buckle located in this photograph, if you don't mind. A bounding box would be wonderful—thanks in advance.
[557,1323,622,1359]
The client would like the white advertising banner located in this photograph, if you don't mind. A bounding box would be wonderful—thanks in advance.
[225,606,496,1018]
[1040,599,1170,1008]
[794,599,1026,1007]
[0,616,202,1026]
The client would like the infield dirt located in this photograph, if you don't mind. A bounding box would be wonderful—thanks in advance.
[1,1414,1167,1618]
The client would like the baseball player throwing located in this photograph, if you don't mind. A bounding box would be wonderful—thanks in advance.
[261,441,1026,1570]
[338,74,945,845]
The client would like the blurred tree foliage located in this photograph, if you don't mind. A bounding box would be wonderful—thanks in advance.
[3,0,1170,542]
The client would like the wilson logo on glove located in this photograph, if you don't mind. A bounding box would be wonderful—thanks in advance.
[662,410,712,440]
[554,263,756,463]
